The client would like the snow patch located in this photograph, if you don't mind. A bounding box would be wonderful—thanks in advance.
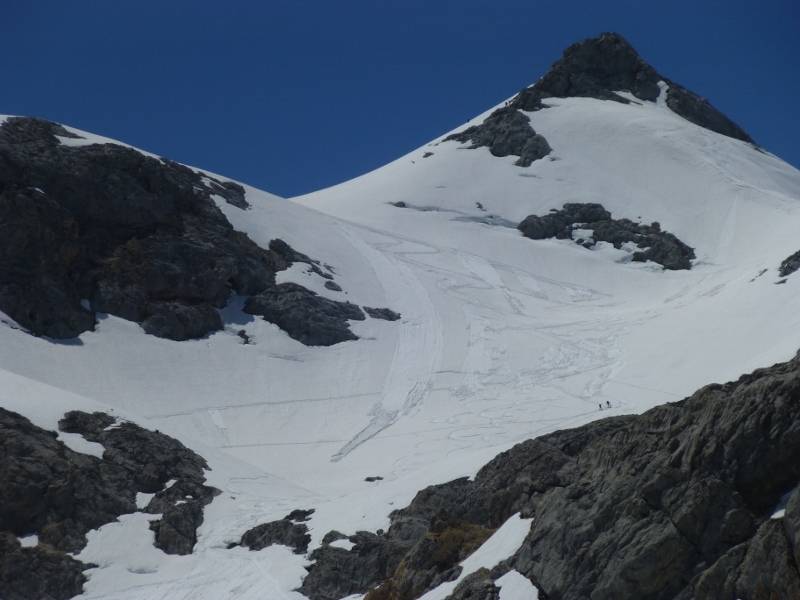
[418,513,532,600]
[497,569,539,599]
[18,534,39,548]
[57,431,105,458]
[328,538,355,551]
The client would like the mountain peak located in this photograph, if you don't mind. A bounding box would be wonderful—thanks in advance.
[512,32,754,144]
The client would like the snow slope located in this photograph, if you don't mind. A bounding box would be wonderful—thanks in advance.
[2,82,800,597]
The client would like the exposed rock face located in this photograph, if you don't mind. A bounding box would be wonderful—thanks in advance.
[0,532,90,600]
[300,530,411,600]
[239,518,311,554]
[1,408,131,553]
[0,407,221,598]
[58,410,220,556]
[444,107,551,167]
[518,203,695,270]
[779,249,800,277]
[513,31,662,108]
[364,307,402,321]
[269,238,334,280]
[244,282,365,346]
[446,568,501,600]
[445,33,752,164]
[0,116,285,340]
[0,117,393,346]
[299,351,800,600]
[363,517,495,600]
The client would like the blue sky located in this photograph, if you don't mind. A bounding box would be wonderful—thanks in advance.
[2,1,797,197]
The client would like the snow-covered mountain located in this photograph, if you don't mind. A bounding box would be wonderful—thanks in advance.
[2,33,800,600]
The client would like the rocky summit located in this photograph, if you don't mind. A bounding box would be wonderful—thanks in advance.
[1,29,798,600]
[446,33,753,168]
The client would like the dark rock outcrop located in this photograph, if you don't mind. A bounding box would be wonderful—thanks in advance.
[285,508,316,522]
[0,116,286,340]
[145,479,221,555]
[269,238,334,280]
[0,533,90,600]
[444,107,551,167]
[58,410,220,556]
[300,530,411,600]
[239,518,311,554]
[779,249,800,277]
[1,408,132,553]
[244,282,365,346]
[0,407,221,597]
[298,351,800,600]
[364,307,402,321]
[0,117,385,346]
[517,203,695,270]
[141,302,223,341]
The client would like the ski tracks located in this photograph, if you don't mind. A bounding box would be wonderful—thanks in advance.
[330,224,444,461]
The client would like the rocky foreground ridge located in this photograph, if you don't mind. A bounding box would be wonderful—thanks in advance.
[297,351,800,600]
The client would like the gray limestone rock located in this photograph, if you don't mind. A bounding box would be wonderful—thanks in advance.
[444,107,551,167]
[518,203,695,270]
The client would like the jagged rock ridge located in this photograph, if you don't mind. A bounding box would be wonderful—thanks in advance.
[299,351,800,600]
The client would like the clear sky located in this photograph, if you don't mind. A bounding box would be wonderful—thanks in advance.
[2,1,797,197]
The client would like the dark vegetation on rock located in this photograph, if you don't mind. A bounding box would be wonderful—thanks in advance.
[364,307,402,321]
[299,351,800,600]
[0,117,391,345]
[517,203,695,270]
[0,407,220,598]
[446,568,501,600]
[779,249,800,277]
[363,518,495,600]
[444,107,551,167]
